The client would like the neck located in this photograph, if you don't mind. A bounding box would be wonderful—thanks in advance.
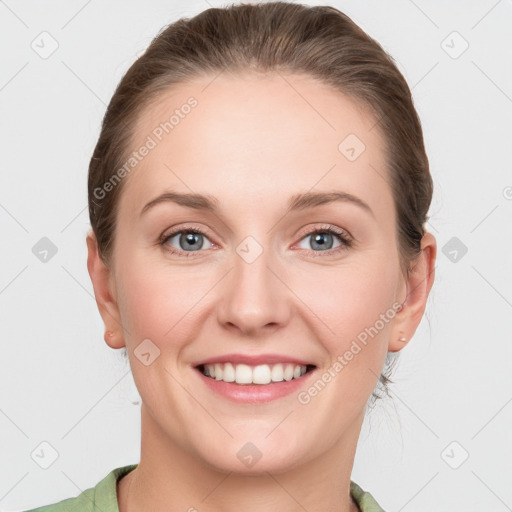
[117,406,364,512]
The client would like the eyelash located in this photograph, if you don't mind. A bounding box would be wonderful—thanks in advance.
[159,224,353,258]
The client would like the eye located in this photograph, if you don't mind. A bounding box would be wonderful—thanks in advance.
[295,224,352,256]
[159,224,352,258]
[160,226,214,256]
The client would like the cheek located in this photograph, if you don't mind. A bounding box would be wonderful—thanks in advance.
[291,256,399,357]
[295,262,398,408]
[115,260,204,401]
[115,255,201,347]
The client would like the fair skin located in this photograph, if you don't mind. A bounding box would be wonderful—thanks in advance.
[87,72,436,512]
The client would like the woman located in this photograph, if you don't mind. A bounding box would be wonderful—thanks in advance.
[25,2,436,511]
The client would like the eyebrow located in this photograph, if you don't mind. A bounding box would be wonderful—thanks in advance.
[140,190,374,218]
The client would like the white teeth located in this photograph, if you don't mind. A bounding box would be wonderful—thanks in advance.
[201,362,310,384]
[235,364,253,384]
[271,364,284,382]
[252,364,271,384]
[284,364,294,381]
[223,362,235,382]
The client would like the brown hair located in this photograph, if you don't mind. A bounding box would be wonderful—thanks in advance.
[88,1,433,405]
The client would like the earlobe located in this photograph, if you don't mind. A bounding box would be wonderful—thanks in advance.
[86,230,125,349]
[389,231,437,352]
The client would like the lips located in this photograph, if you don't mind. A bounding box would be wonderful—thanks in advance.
[193,358,319,403]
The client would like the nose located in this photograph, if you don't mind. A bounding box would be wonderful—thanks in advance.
[216,241,291,336]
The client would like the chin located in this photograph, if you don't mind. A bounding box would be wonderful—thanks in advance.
[195,439,309,476]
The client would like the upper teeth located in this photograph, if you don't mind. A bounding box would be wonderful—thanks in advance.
[201,363,308,385]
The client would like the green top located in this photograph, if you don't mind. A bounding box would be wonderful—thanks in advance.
[22,464,387,512]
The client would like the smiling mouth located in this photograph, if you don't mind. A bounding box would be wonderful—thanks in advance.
[196,362,316,385]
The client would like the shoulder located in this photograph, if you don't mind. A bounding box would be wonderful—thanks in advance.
[20,488,96,512]
[21,464,138,512]
[350,480,389,512]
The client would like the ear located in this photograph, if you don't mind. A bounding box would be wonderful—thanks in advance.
[389,231,437,352]
[86,230,125,349]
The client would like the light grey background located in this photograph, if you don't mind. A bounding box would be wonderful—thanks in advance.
[1,1,511,511]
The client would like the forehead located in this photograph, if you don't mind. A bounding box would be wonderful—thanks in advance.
[118,72,392,221]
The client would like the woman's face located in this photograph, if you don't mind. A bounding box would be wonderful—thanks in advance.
[94,72,420,473]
